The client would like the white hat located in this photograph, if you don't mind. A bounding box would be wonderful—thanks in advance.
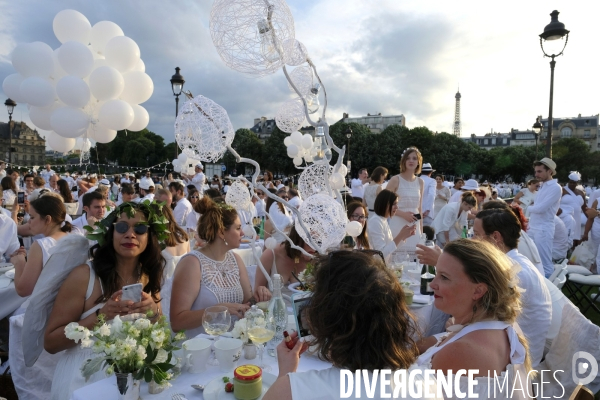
[568,171,581,182]
[538,157,557,173]
[139,178,155,190]
[99,179,110,186]
[195,163,204,169]
[462,179,480,191]
[421,163,435,172]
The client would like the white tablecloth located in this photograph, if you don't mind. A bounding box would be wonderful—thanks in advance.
[0,281,27,320]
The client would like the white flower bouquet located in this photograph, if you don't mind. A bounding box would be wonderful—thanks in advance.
[65,313,186,387]
[230,316,266,344]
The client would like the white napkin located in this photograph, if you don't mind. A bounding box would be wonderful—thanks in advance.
[412,294,432,304]
[4,269,15,279]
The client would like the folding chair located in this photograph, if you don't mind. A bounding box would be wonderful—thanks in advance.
[564,273,600,315]
[568,383,594,400]
[549,259,568,282]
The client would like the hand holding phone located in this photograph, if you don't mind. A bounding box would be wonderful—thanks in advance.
[121,283,143,303]
[17,192,25,205]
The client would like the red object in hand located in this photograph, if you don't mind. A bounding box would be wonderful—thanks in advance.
[225,382,234,392]
[283,331,295,349]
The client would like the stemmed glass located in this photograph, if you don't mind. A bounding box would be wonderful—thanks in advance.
[202,306,231,366]
[247,311,276,372]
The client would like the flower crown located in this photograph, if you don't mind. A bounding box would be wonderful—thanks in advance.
[84,200,170,249]
[401,147,421,158]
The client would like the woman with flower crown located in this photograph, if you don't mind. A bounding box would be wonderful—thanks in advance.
[44,201,166,400]
[385,147,424,257]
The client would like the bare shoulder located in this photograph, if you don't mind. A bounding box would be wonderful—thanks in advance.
[62,264,92,291]
[231,251,245,269]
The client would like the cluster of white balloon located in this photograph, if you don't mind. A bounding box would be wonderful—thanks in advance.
[170,152,200,175]
[1,9,153,153]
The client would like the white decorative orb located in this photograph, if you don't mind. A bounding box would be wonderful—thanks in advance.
[329,172,344,190]
[47,131,76,152]
[286,144,299,158]
[174,95,235,163]
[287,66,312,95]
[209,0,296,76]
[283,136,293,146]
[90,21,124,55]
[88,66,124,101]
[2,74,26,103]
[98,99,134,130]
[50,107,90,138]
[19,77,55,107]
[346,221,363,237]
[297,193,348,253]
[104,36,140,73]
[337,164,348,177]
[282,38,308,66]
[301,133,313,149]
[53,10,91,44]
[12,42,55,79]
[88,124,117,143]
[275,98,305,134]
[225,181,251,210]
[29,102,61,131]
[242,224,256,238]
[57,41,94,78]
[56,76,90,108]
[265,237,278,250]
[298,163,333,199]
[120,71,153,104]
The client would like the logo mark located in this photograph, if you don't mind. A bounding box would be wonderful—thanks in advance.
[572,351,598,386]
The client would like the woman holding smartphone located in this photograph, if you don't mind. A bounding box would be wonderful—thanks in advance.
[44,201,165,400]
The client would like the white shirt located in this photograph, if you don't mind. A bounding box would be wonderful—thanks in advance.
[190,172,205,194]
[366,214,397,262]
[173,197,193,227]
[420,174,436,217]
[121,178,131,184]
[40,169,55,186]
[588,189,600,208]
[350,178,368,199]
[518,230,544,277]
[552,215,569,260]
[506,249,552,367]
[288,196,303,209]
[0,170,6,180]
[0,213,20,261]
[137,193,155,203]
[448,190,465,203]
[186,211,200,231]
[71,215,89,236]
[528,179,562,230]
[431,202,467,241]
[255,198,266,218]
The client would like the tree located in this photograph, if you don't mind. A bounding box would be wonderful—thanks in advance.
[220,128,264,176]
[263,127,296,175]
[91,129,174,168]
[551,138,592,182]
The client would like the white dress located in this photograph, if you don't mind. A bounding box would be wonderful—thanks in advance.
[389,176,422,256]
[161,248,185,281]
[414,321,531,400]
[517,188,536,216]
[363,183,382,214]
[561,187,584,240]
[434,186,451,216]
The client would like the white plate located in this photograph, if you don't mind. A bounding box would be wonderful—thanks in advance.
[288,282,310,293]
[0,263,14,273]
[203,371,277,400]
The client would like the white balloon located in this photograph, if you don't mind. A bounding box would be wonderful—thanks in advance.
[346,221,363,237]
[132,58,145,72]
[88,66,124,101]
[19,76,55,107]
[338,164,348,176]
[264,237,278,250]
[98,99,134,130]
[2,73,26,103]
[53,9,92,44]
[92,58,108,70]
[51,49,67,81]
[12,42,54,78]
[172,159,181,167]
[242,225,256,238]
[293,156,303,166]
[47,131,76,152]
[50,107,90,138]
[287,144,299,158]
[290,131,303,146]
[283,136,292,146]
[304,153,313,163]
[29,102,62,131]
[177,152,188,164]
[88,125,117,143]
[120,71,153,104]
[301,133,313,149]
[104,36,140,73]
[330,172,344,189]
[56,76,90,108]
[90,21,124,55]
[127,105,149,131]
[174,164,182,173]
[57,41,94,78]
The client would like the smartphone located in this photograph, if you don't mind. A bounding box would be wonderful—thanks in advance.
[291,291,313,339]
[411,213,422,226]
[121,283,143,303]
[17,192,25,205]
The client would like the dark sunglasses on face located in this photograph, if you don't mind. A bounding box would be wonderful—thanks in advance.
[191,195,200,199]
[114,221,149,235]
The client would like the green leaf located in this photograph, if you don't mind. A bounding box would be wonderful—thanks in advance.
[144,367,153,382]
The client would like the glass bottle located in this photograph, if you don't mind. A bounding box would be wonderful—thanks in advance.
[461,225,468,239]
[267,274,287,347]
[420,265,435,295]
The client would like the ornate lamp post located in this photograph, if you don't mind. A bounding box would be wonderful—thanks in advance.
[170,67,185,158]
[532,117,542,160]
[4,98,16,165]
[344,126,352,175]
[539,10,569,158]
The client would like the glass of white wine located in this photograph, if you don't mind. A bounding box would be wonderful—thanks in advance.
[247,313,276,372]
[202,306,231,366]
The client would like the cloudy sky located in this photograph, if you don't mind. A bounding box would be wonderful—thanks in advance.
[0,0,597,148]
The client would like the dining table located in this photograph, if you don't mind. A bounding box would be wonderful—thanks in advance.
[0,265,27,320]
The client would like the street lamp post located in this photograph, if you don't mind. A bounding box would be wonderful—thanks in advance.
[4,98,16,165]
[170,67,185,158]
[344,126,352,176]
[532,117,542,160]
[539,10,569,158]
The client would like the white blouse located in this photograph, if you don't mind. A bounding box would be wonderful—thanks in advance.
[366,214,397,262]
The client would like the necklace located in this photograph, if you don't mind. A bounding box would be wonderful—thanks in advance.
[117,265,141,285]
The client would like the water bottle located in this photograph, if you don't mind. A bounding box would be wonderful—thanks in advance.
[461,225,468,239]
[267,274,287,347]
[259,217,265,240]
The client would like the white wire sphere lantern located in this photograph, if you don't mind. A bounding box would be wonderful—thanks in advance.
[174,95,235,163]
[287,65,313,95]
[209,0,296,77]
[225,180,252,210]
[296,193,348,254]
[298,163,333,199]
[282,38,308,66]
[275,97,305,134]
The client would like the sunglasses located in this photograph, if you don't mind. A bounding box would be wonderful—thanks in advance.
[191,195,200,199]
[113,221,149,235]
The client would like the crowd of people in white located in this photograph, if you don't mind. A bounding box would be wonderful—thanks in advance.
[0,150,599,399]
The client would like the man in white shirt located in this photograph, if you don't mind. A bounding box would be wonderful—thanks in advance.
[420,163,436,226]
[552,214,569,261]
[287,188,303,209]
[473,208,551,367]
[121,173,131,184]
[350,168,369,199]
[450,178,464,196]
[72,191,106,237]
[63,172,76,190]
[182,163,205,195]
[449,179,480,203]
[40,164,55,186]
[49,174,60,193]
[527,158,562,278]
[137,178,155,202]
[169,181,193,227]
[0,213,20,261]
[115,183,135,206]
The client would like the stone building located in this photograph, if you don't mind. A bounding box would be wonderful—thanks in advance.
[0,121,46,165]
[341,112,406,133]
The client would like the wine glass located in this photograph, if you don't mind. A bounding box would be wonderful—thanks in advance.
[202,306,231,366]
[247,313,276,372]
